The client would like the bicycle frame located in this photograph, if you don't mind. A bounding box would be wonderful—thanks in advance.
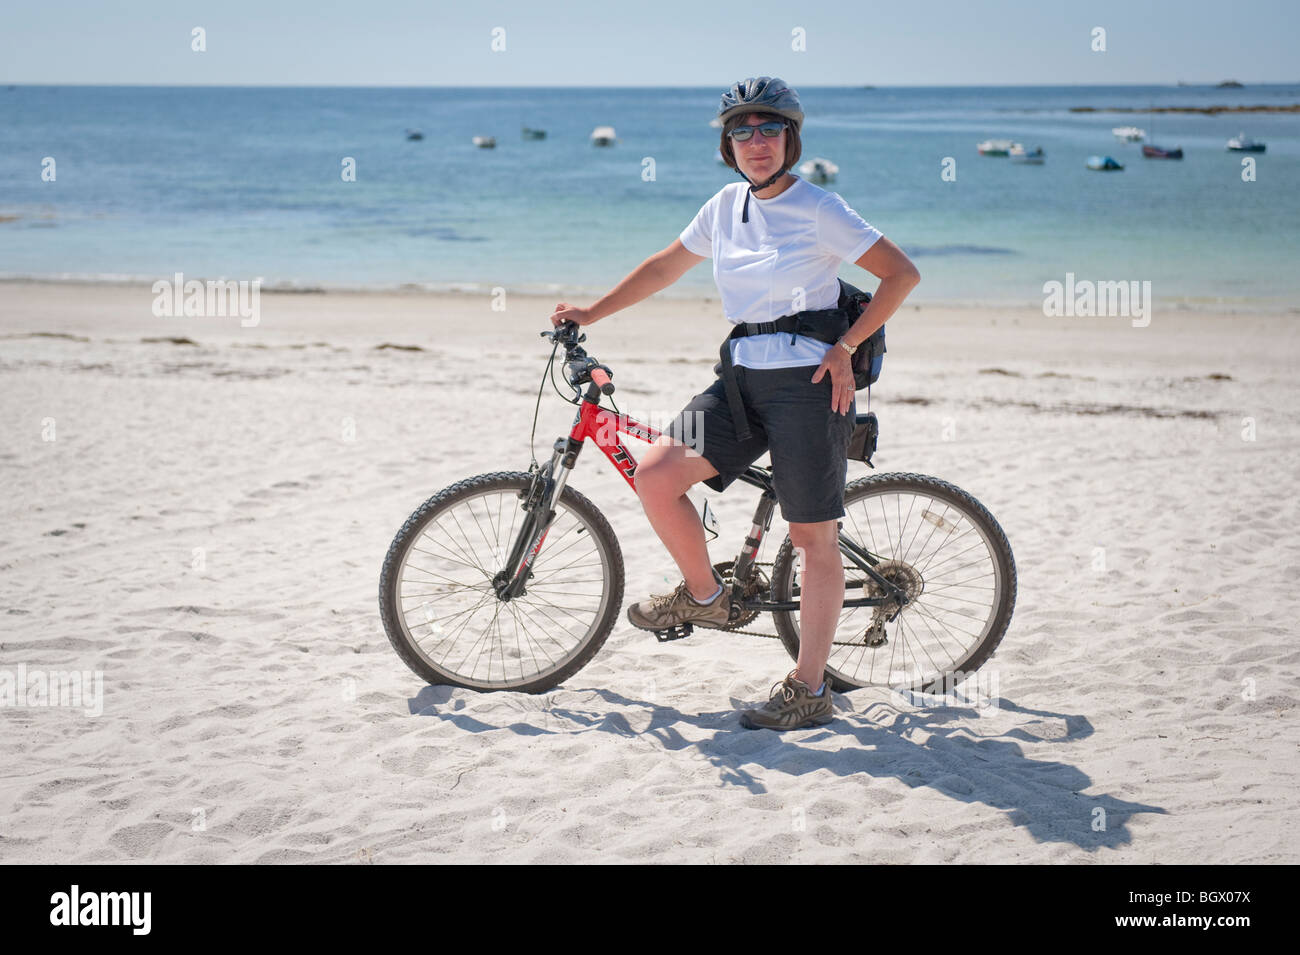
[498,377,910,615]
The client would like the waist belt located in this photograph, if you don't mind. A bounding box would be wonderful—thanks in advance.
[716,278,866,442]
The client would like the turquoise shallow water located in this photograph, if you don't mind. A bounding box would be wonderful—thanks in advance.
[1,84,1297,307]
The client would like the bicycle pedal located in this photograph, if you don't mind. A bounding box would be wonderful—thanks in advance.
[652,622,694,642]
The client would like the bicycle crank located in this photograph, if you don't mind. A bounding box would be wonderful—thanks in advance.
[712,559,770,630]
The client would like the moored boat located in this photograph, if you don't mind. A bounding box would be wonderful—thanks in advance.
[471,135,496,149]
[977,139,1014,156]
[590,126,617,146]
[1226,133,1265,152]
[1009,144,1045,164]
[1112,126,1146,142]
[1142,144,1183,159]
[797,157,839,182]
[1086,155,1124,171]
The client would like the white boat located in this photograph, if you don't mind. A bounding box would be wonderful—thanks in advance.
[977,139,1014,156]
[471,135,496,149]
[1009,144,1045,164]
[797,157,839,183]
[1112,126,1146,142]
[590,126,617,146]
[1226,133,1266,153]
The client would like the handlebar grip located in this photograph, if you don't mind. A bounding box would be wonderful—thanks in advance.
[590,366,615,395]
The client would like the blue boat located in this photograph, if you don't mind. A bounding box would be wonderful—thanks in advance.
[1086,155,1124,171]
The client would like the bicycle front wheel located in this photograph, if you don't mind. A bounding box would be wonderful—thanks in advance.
[379,471,624,693]
[770,472,1016,694]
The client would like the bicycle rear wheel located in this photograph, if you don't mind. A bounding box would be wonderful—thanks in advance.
[770,472,1016,694]
[379,471,624,693]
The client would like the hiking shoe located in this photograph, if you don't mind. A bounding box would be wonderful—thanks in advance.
[626,573,732,631]
[739,670,834,730]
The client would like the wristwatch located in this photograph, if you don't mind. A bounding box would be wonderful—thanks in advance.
[835,337,857,356]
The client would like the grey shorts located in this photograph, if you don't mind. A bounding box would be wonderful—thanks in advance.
[664,364,855,524]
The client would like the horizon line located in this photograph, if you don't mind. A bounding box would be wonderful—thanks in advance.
[4,80,1299,90]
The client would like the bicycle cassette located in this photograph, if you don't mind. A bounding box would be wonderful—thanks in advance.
[863,559,924,616]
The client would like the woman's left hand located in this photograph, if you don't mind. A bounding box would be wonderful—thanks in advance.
[811,345,856,415]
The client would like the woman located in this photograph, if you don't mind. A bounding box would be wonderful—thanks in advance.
[549,77,919,730]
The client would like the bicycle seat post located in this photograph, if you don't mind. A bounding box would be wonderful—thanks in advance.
[728,482,778,604]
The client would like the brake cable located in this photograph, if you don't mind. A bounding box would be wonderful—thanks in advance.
[528,324,620,468]
[527,335,564,472]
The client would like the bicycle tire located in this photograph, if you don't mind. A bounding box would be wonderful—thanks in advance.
[379,471,625,693]
[770,472,1016,694]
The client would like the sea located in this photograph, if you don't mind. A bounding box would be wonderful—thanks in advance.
[1,83,1297,309]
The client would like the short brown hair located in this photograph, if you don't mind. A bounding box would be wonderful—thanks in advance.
[719,111,802,175]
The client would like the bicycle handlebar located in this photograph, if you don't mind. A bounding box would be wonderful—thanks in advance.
[544,321,615,396]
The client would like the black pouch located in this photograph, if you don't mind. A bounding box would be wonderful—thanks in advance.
[836,279,886,390]
[846,411,879,466]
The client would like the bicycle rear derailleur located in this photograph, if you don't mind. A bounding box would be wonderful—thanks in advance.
[860,558,925,647]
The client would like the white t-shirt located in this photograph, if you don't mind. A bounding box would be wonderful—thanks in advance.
[678,175,882,369]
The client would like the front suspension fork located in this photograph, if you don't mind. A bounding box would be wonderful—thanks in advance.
[494,440,576,600]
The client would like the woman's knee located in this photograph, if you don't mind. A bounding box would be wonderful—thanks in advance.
[636,441,708,501]
[788,520,840,561]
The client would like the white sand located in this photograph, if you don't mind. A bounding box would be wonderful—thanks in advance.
[1,279,1297,863]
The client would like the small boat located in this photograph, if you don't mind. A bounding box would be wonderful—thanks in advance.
[1142,144,1183,159]
[521,126,547,140]
[471,135,496,149]
[1112,126,1146,142]
[797,157,839,183]
[590,126,617,146]
[405,129,423,141]
[1009,144,1045,164]
[977,139,1014,156]
[1226,133,1265,153]
[1086,155,1124,171]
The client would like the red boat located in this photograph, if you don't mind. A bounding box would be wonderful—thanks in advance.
[1142,144,1184,159]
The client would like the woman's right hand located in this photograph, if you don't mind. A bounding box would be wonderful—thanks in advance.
[550,303,598,328]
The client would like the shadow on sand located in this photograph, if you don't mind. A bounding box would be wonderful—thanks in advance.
[407,683,1164,851]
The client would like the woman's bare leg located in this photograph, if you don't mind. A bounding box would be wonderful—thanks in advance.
[786,519,844,691]
[633,437,722,600]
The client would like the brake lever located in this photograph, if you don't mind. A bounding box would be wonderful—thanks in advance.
[539,321,586,347]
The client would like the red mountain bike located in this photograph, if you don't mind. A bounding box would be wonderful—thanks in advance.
[379,321,1016,695]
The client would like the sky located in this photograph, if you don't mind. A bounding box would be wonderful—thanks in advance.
[1,0,1296,87]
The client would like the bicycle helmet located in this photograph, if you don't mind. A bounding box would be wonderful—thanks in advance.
[717,76,804,134]
[717,76,804,221]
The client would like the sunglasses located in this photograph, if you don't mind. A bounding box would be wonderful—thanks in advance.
[728,121,786,142]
